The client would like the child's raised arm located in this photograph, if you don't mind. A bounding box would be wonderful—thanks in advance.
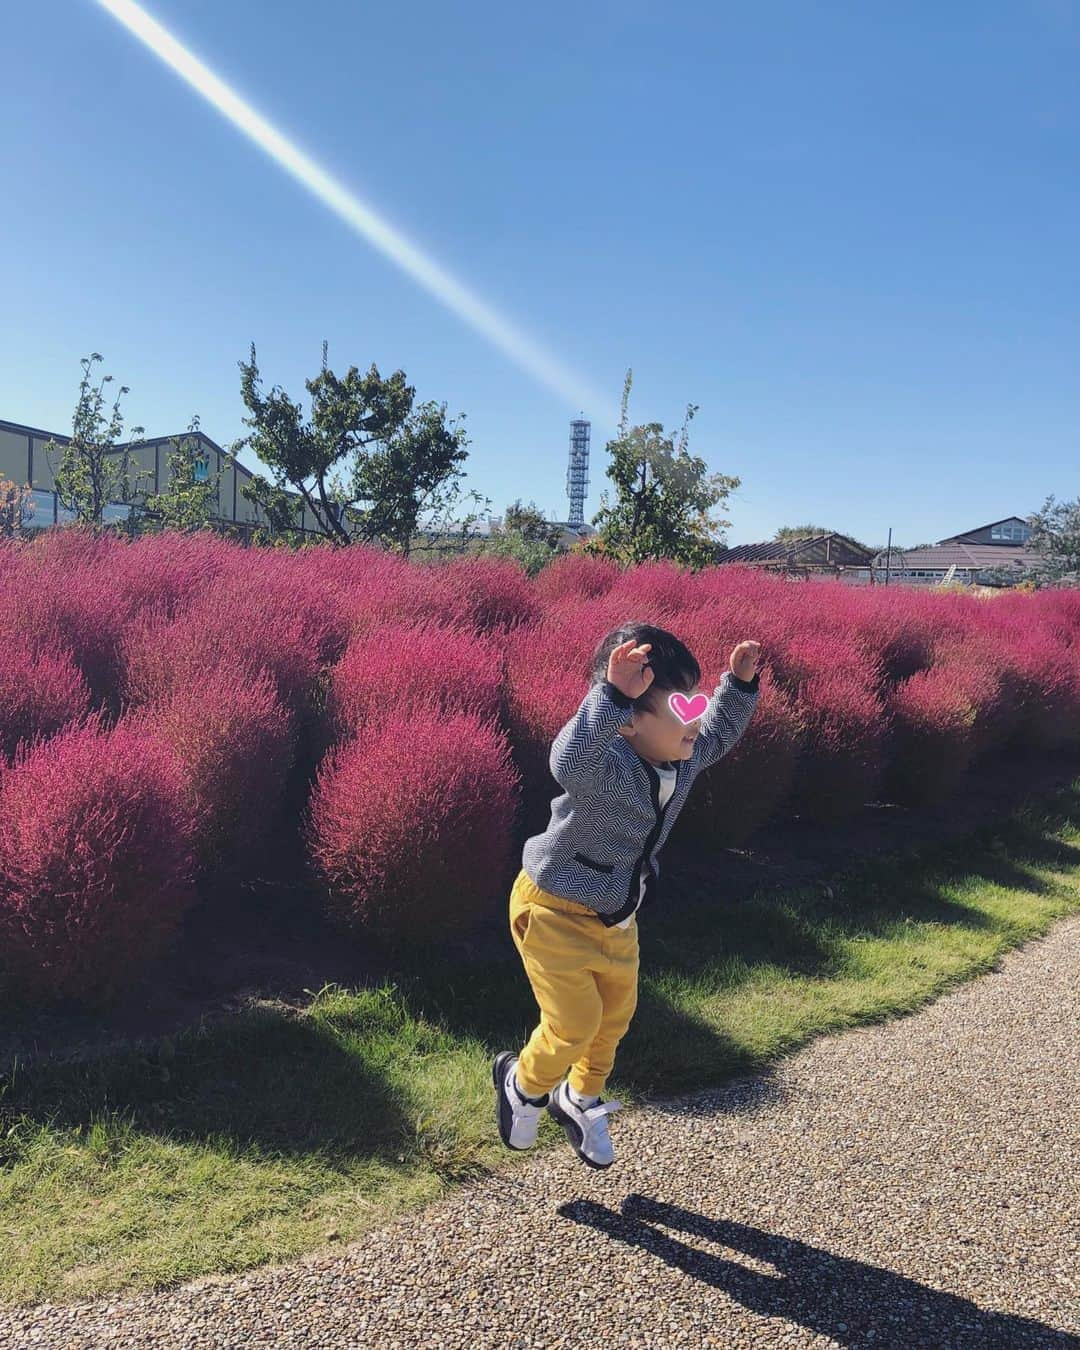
[695,640,762,770]
[549,640,652,796]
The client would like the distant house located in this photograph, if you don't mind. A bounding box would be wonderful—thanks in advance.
[860,517,1038,587]
[412,516,598,553]
[713,532,875,582]
[546,520,599,550]
[937,517,1034,547]
[0,416,325,539]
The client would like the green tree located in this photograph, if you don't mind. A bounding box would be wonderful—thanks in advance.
[233,342,475,554]
[1024,495,1080,585]
[45,353,150,533]
[481,498,562,575]
[776,525,873,555]
[582,369,740,569]
[143,417,226,534]
[774,523,837,543]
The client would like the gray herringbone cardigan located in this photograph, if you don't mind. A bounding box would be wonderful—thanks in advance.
[521,670,761,926]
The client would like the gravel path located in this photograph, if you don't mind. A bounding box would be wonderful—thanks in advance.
[3,916,1078,1349]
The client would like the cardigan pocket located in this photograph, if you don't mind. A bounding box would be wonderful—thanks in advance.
[572,851,615,874]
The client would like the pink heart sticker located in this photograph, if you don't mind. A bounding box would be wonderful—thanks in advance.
[668,691,709,725]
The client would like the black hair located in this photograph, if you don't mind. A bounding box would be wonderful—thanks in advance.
[589,621,701,712]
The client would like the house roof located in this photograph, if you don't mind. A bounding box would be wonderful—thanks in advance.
[875,541,1037,570]
[1,416,77,443]
[2,417,256,480]
[715,533,874,565]
[2,417,312,516]
[937,516,1030,544]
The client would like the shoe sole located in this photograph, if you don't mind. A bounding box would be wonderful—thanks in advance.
[546,1087,613,1170]
[492,1051,541,1152]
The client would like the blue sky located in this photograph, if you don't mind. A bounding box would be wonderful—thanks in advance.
[2,0,1077,547]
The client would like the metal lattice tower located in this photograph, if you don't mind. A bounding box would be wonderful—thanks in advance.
[565,416,590,526]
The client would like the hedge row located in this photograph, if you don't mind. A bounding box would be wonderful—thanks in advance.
[1,531,1077,1006]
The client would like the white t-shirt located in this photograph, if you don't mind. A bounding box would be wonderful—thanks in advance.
[614,761,678,929]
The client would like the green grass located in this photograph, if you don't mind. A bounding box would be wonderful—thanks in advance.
[2,780,1079,1306]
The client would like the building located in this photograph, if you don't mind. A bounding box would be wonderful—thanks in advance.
[411,515,597,552]
[2,415,603,552]
[713,532,875,582]
[713,519,1039,588]
[550,520,597,549]
[0,416,326,538]
[939,518,1034,548]
[858,517,1038,587]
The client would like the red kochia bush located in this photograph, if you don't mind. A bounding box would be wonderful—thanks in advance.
[428,555,541,634]
[120,576,326,717]
[884,667,979,807]
[929,621,1080,757]
[673,677,806,849]
[298,545,433,635]
[927,633,1018,759]
[0,715,198,1005]
[787,672,888,824]
[954,605,1080,748]
[1,529,233,714]
[843,589,956,689]
[0,538,27,588]
[220,547,353,667]
[316,551,540,639]
[499,598,654,825]
[0,636,91,761]
[605,559,707,615]
[764,630,884,700]
[305,709,520,943]
[326,620,505,744]
[99,529,234,622]
[1,529,135,708]
[517,591,663,687]
[499,623,583,839]
[719,624,887,822]
[125,664,297,875]
[990,586,1080,647]
[534,551,622,604]
[1005,627,1080,748]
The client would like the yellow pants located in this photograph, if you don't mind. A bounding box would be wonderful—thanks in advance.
[508,866,639,1100]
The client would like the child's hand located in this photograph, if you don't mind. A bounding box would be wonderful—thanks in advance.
[607,640,655,700]
[729,640,761,682]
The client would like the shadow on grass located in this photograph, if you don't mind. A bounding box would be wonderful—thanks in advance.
[0,933,789,1168]
[559,1194,1070,1349]
[694,786,1080,943]
[381,776,1080,1099]
[1,781,1077,1172]
[0,1006,412,1167]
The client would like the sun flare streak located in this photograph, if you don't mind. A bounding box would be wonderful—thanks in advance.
[92,0,613,419]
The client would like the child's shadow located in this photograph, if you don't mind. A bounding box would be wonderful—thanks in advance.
[557,1194,1072,1349]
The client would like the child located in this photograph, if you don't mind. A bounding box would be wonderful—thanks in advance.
[494,622,761,1168]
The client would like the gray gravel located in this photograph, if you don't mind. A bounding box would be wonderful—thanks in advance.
[2,916,1078,1349]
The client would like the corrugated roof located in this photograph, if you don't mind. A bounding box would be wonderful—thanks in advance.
[716,533,873,565]
[875,542,1036,570]
[716,540,792,562]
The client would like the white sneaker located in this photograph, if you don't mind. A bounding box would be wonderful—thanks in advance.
[493,1051,549,1150]
[547,1081,624,1169]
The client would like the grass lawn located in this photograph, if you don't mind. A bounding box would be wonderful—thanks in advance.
[2,778,1078,1305]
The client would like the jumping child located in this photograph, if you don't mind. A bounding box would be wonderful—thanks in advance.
[494,622,761,1168]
